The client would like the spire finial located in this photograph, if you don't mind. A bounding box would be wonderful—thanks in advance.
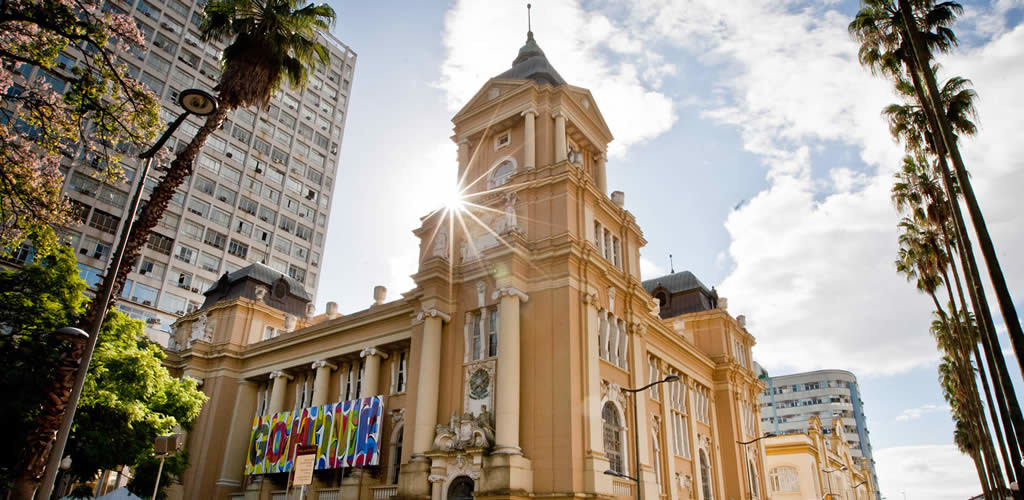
[669,254,674,274]
[527,3,532,33]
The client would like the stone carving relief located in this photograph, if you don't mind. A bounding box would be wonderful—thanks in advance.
[607,287,616,310]
[433,410,494,452]
[601,380,625,408]
[305,302,316,318]
[475,281,486,308]
[254,286,268,301]
[188,313,213,346]
[284,313,297,333]
[391,408,406,425]
[463,360,495,416]
[500,192,519,233]
[431,229,449,260]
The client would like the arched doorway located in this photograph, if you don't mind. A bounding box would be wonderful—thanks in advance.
[447,475,474,500]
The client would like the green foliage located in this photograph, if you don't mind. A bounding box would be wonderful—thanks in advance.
[0,236,206,489]
[126,451,190,500]
[0,243,87,487]
[66,311,206,480]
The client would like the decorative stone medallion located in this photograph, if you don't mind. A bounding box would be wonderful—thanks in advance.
[469,369,490,400]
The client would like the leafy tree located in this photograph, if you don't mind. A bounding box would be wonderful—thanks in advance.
[126,451,190,500]
[0,239,206,494]
[84,0,336,328]
[0,0,162,255]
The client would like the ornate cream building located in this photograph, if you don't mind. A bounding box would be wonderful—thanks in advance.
[763,417,876,500]
[166,31,768,500]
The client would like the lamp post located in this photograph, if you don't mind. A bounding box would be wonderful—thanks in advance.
[738,433,776,499]
[822,465,847,500]
[35,89,218,500]
[604,374,680,500]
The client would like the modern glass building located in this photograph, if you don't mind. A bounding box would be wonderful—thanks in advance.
[22,0,356,344]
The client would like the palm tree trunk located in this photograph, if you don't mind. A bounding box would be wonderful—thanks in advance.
[897,0,1024,384]
[898,34,1024,484]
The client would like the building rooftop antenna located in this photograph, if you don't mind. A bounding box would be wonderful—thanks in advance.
[669,254,675,274]
[527,3,532,33]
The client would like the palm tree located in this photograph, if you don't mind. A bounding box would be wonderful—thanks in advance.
[82,0,336,328]
[885,68,1024,484]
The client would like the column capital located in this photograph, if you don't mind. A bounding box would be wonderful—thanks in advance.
[595,151,607,162]
[458,138,471,146]
[269,370,293,381]
[552,110,567,119]
[311,360,337,371]
[416,308,451,322]
[521,107,538,117]
[628,321,646,336]
[582,291,599,306]
[360,347,389,360]
[492,286,529,303]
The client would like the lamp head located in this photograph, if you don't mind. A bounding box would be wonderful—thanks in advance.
[55,327,89,343]
[179,89,218,116]
[663,374,681,383]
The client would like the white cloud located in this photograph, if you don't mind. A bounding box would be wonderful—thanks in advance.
[639,256,667,280]
[895,404,951,422]
[874,445,980,498]
[438,0,676,157]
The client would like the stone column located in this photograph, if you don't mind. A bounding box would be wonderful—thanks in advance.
[492,287,529,454]
[458,139,471,170]
[522,108,537,170]
[628,323,658,500]
[429,474,445,500]
[310,360,336,407]
[553,111,567,163]
[595,152,607,194]
[583,291,612,495]
[359,347,389,398]
[267,370,293,414]
[412,308,450,456]
[215,380,259,495]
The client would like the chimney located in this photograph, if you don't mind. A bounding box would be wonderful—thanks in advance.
[611,191,625,207]
[373,285,387,306]
[719,297,728,312]
[326,301,340,319]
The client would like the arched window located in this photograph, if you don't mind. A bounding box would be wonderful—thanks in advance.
[488,158,517,188]
[748,459,760,499]
[602,402,625,474]
[655,291,668,309]
[699,449,713,500]
[387,425,404,484]
[769,465,800,492]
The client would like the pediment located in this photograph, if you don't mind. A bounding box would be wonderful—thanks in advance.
[564,85,614,144]
[453,78,534,122]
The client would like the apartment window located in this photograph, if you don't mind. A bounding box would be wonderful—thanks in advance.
[197,252,220,273]
[172,268,193,289]
[129,282,158,306]
[88,210,120,234]
[174,243,197,264]
[310,251,320,267]
[147,233,174,255]
[214,185,237,206]
[256,226,272,245]
[273,236,292,254]
[305,168,323,184]
[234,218,253,237]
[77,263,103,288]
[257,206,276,225]
[292,245,307,261]
[262,184,280,202]
[181,219,204,241]
[298,123,313,140]
[221,165,242,185]
[231,125,252,144]
[80,236,110,260]
[288,265,305,283]
[228,239,249,258]
[152,32,177,54]
[68,172,99,195]
[295,224,312,242]
[266,167,285,185]
[278,216,296,234]
[147,53,171,74]
[271,147,289,165]
[286,177,303,194]
[203,228,226,249]
[238,196,258,216]
[159,293,188,315]
[187,198,210,218]
[194,175,215,195]
[253,138,271,155]
[137,257,166,280]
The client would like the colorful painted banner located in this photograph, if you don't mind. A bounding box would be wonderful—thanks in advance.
[245,395,382,475]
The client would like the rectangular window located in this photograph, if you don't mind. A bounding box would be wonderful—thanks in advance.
[273,236,292,254]
[471,311,483,361]
[77,263,103,288]
[129,282,159,306]
[197,252,220,273]
[238,196,258,216]
[187,197,210,218]
[181,219,204,241]
[147,233,174,255]
[295,224,313,242]
[97,185,128,208]
[262,185,280,202]
[612,236,621,269]
[253,138,271,155]
[394,351,408,394]
[488,308,499,357]
[137,257,166,280]
[194,175,216,195]
[231,125,252,144]
[203,228,226,249]
[228,238,249,258]
[257,206,276,225]
[158,292,188,315]
[288,265,305,283]
[81,236,111,260]
[174,243,197,264]
[214,185,237,206]
[271,147,289,165]
[286,177,303,194]
[88,209,120,234]
[266,167,285,185]
[278,216,296,234]
[234,218,253,237]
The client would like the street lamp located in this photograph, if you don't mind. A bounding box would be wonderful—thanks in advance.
[737,433,776,499]
[36,89,218,500]
[853,480,869,500]
[822,465,847,500]
[604,374,680,500]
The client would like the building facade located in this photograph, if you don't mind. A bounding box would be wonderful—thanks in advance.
[166,31,771,500]
[763,416,876,500]
[20,0,355,343]
[759,370,880,498]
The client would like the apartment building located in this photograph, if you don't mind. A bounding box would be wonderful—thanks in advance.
[759,369,880,499]
[27,0,355,343]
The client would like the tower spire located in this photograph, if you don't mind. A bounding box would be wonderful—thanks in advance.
[527,3,532,34]
[669,254,675,274]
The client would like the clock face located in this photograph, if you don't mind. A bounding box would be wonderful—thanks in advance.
[469,369,490,400]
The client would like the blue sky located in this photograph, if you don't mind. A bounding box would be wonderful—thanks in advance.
[318,1,1024,496]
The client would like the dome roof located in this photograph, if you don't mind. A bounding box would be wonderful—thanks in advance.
[641,270,711,295]
[494,31,566,86]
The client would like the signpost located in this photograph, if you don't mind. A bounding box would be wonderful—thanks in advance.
[290,444,317,499]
